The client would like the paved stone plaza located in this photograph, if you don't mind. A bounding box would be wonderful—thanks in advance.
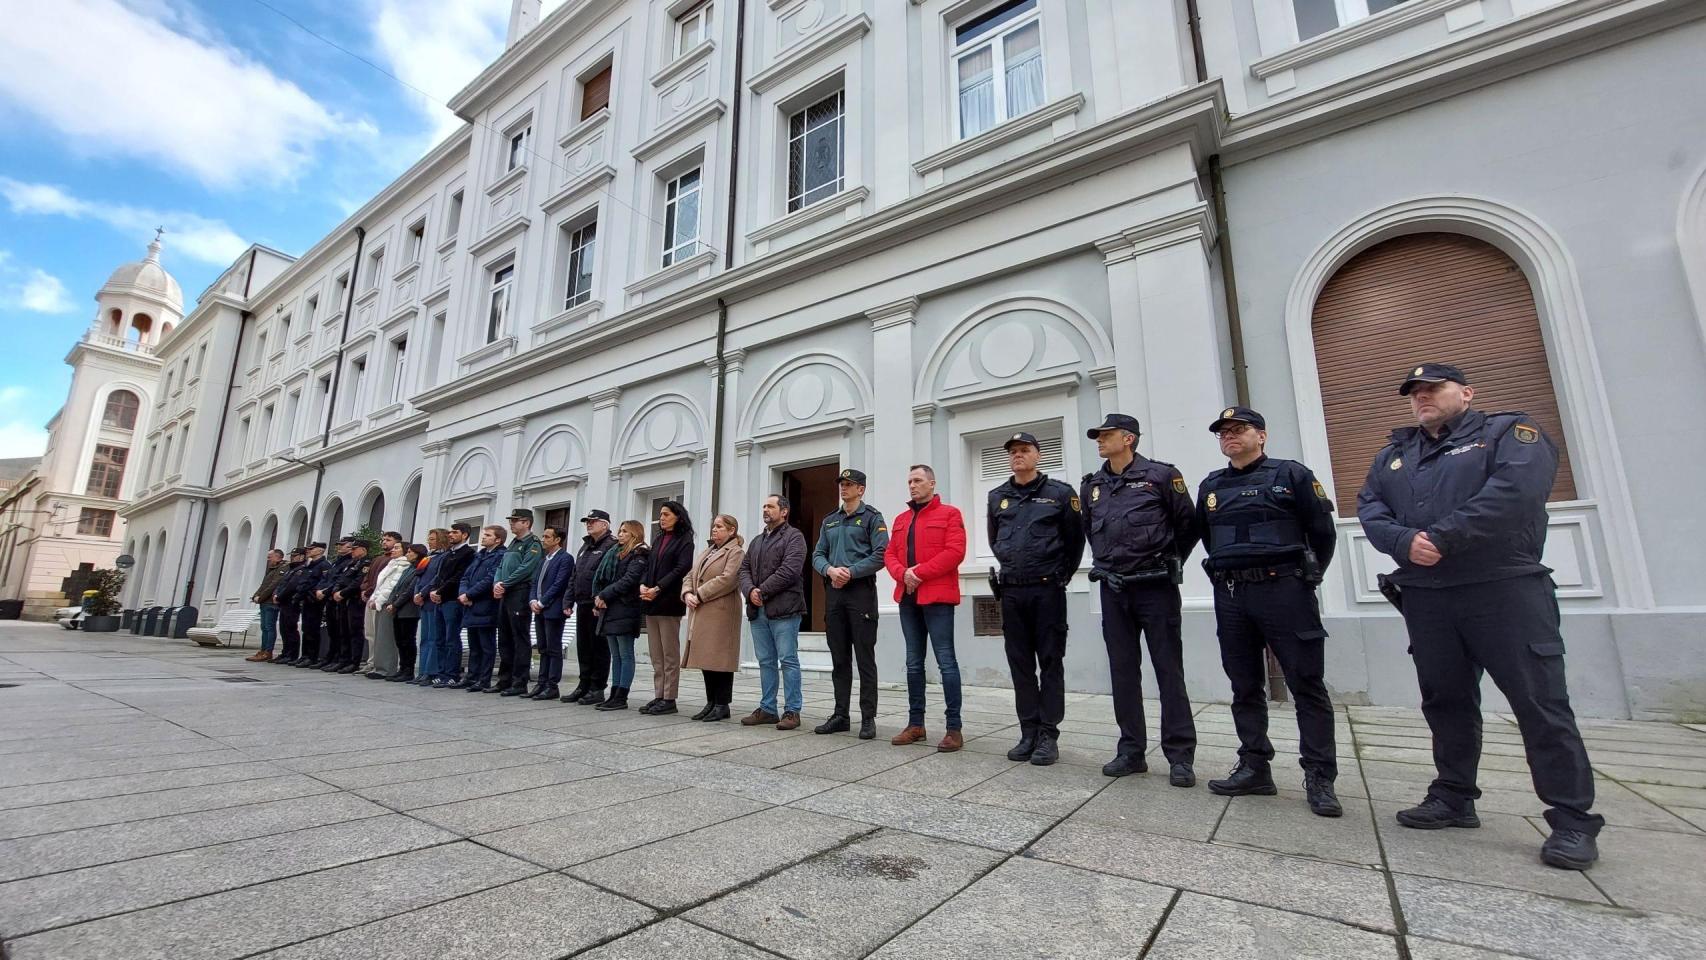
[1,622,1703,959]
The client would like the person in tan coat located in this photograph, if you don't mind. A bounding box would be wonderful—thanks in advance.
[682,514,747,722]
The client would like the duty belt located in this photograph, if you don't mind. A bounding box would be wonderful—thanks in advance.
[999,574,1059,587]
[1217,565,1305,584]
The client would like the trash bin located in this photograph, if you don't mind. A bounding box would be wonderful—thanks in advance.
[169,606,198,639]
[0,599,23,620]
[153,607,176,637]
[140,607,162,635]
[121,609,136,631]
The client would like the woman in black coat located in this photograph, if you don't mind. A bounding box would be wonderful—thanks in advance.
[592,520,649,711]
[639,501,694,715]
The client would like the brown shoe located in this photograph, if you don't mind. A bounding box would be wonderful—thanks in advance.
[741,709,780,726]
[937,730,964,753]
[776,712,800,731]
[245,651,269,662]
[891,725,928,745]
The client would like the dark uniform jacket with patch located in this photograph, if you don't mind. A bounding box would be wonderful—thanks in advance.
[272,561,311,604]
[314,555,351,596]
[988,473,1086,582]
[811,502,889,582]
[1357,409,1556,588]
[1079,456,1198,572]
[1196,456,1336,572]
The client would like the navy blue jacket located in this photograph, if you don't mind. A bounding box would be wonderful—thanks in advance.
[1196,456,1336,572]
[988,474,1085,582]
[295,557,330,602]
[458,545,506,628]
[1080,455,1198,572]
[1357,409,1556,588]
[533,548,574,621]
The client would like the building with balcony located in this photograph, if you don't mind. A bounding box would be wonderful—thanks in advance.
[109,0,1706,719]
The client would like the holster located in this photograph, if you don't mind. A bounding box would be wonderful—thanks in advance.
[1376,573,1403,611]
[987,569,1003,601]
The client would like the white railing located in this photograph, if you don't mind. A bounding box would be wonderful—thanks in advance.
[83,331,157,356]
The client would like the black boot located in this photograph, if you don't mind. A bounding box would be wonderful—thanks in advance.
[1101,753,1148,778]
[1209,761,1277,797]
[815,715,850,735]
[1395,796,1480,830]
[690,703,714,720]
[579,687,608,706]
[638,698,664,715]
[1029,735,1059,767]
[703,703,730,722]
[596,686,629,711]
[1305,771,1342,817]
[652,699,677,715]
[534,685,559,701]
[1540,828,1598,870]
[1169,763,1196,788]
[560,681,589,704]
[858,717,876,740]
[1006,732,1037,762]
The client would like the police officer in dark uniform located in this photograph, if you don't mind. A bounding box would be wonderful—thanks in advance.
[1359,363,1602,870]
[1196,406,1341,816]
[312,539,352,669]
[811,468,889,740]
[989,432,1085,767]
[270,547,308,665]
[331,539,373,673]
[1080,413,1198,784]
[294,542,331,668]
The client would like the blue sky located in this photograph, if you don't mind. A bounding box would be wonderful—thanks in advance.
[0,0,558,457]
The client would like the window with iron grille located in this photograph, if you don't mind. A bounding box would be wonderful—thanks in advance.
[787,90,844,213]
[973,596,1003,636]
[86,444,128,498]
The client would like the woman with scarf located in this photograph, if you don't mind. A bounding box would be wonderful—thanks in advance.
[591,520,649,711]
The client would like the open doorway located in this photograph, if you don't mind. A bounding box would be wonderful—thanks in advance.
[781,462,839,634]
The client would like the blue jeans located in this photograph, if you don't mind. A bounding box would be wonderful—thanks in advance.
[750,611,803,716]
[898,601,961,730]
[434,600,465,681]
[417,602,439,679]
[607,634,637,688]
[466,626,496,686]
[258,603,279,652]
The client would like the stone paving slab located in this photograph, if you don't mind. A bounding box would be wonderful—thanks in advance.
[792,783,1056,852]
[575,918,783,959]
[407,770,683,835]
[0,759,287,811]
[473,786,766,868]
[0,773,338,839]
[1142,892,1400,959]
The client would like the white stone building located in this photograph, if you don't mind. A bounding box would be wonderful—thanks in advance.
[113,0,1706,719]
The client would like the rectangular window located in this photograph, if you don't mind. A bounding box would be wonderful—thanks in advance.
[367,248,384,289]
[175,426,190,472]
[390,336,409,403]
[255,332,268,368]
[237,416,252,462]
[954,0,1043,140]
[195,343,208,375]
[427,312,447,385]
[277,315,291,348]
[162,435,175,477]
[284,389,301,442]
[787,90,845,212]
[507,126,531,172]
[77,508,116,538]
[304,295,318,327]
[347,358,367,419]
[164,370,175,396]
[662,167,702,267]
[446,191,464,237]
[145,443,158,483]
[487,264,515,342]
[564,220,596,309]
[676,1,713,57]
[1293,0,1411,41]
[581,64,612,119]
[407,221,425,262]
[259,404,275,456]
[86,444,128,498]
[334,273,349,311]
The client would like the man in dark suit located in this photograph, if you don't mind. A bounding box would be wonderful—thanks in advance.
[528,524,574,701]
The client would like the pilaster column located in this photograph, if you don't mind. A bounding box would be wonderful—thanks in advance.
[497,417,528,507]
[867,297,918,517]
[586,387,622,512]
[419,438,453,526]
[708,349,745,515]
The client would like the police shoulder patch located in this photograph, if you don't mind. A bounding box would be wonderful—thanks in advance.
[1171,476,1188,494]
[1312,480,1328,499]
[1069,495,1080,512]
[1513,423,1539,444]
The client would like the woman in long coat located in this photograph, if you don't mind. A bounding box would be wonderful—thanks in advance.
[682,514,746,722]
[366,541,411,679]
[591,520,649,711]
[638,500,694,715]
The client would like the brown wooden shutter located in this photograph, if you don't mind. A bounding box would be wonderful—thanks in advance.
[580,66,611,120]
[1311,232,1577,514]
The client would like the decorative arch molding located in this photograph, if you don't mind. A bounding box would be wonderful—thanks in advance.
[520,425,589,488]
[444,446,499,500]
[616,393,708,467]
[738,352,875,440]
[914,295,1115,404]
[1676,159,1706,353]
[1283,195,1652,608]
[285,503,309,547]
[356,480,388,530]
[77,378,154,500]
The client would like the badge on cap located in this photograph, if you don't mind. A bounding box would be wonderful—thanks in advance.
[1206,492,1218,511]
[1414,367,1425,376]
[1513,424,1538,444]
[1012,433,1023,442]
[1222,408,1235,419]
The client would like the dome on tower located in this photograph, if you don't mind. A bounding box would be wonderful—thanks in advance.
[100,235,183,312]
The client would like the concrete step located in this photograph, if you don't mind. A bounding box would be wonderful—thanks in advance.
[25,591,66,601]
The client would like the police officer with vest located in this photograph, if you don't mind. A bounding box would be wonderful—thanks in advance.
[312,539,352,669]
[1080,413,1198,785]
[1359,363,1601,870]
[989,432,1085,767]
[270,547,308,665]
[294,542,332,668]
[810,468,889,740]
[1196,406,1341,816]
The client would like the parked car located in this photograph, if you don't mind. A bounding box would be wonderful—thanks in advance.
[55,605,84,630]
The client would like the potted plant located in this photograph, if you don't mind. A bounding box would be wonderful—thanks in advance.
[80,568,126,632]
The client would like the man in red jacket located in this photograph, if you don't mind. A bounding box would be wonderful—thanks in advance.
[884,464,968,752]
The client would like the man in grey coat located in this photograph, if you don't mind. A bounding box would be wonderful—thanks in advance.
[739,494,808,730]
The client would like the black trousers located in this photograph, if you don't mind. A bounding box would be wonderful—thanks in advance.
[824,577,879,720]
[703,670,733,705]
[573,600,609,688]
[1099,581,1195,764]
[1001,583,1068,740]
[1212,575,1336,778]
[496,586,534,691]
[1401,574,1602,835]
[535,614,565,686]
[278,602,302,659]
[343,598,367,665]
[299,600,325,661]
[322,596,346,662]
[395,617,419,674]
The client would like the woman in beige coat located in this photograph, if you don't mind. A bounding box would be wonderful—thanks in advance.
[682,514,746,722]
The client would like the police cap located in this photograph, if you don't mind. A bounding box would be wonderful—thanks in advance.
[1003,431,1039,451]
[1398,362,1469,396]
[1087,413,1141,439]
[308,541,327,550]
[837,468,867,486]
[1209,406,1266,433]
[580,509,611,523]
[505,508,534,522]
[289,546,307,557]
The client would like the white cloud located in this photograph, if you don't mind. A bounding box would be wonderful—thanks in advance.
[0,387,48,459]
[1,178,248,266]
[370,0,508,143]
[16,270,76,314]
[0,0,367,189]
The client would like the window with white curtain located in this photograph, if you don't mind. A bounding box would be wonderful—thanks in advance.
[675,1,713,57]
[953,0,1044,141]
[787,90,845,212]
[563,219,596,309]
[1292,0,1413,41]
[662,168,702,267]
[486,263,514,343]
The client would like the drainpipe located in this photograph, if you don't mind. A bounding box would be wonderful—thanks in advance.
[1186,0,1250,406]
[180,247,259,606]
[709,0,747,515]
[305,226,366,541]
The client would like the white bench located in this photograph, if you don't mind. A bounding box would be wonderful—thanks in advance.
[187,608,260,648]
